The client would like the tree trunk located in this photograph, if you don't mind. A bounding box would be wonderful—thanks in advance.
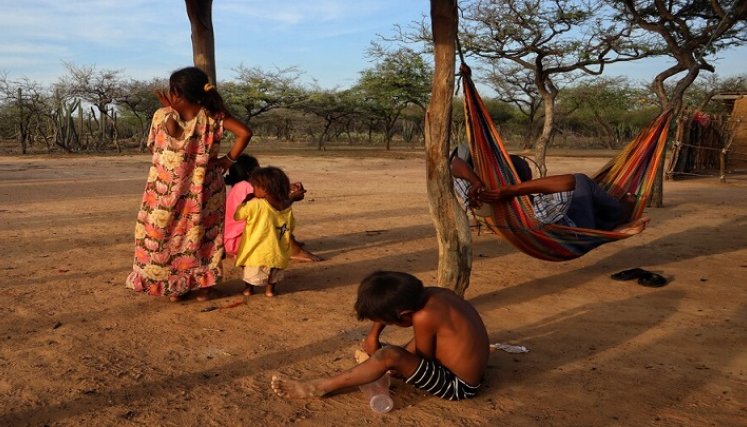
[17,88,27,154]
[534,93,555,177]
[522,118,534,149]
[426,0,471,296]
[185,0,217,84]
[593,111,616,149]
[384,115,398,151]
[651,65,698,207]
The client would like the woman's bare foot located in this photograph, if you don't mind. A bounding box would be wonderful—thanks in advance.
[291,248,323,262]
[271,374,326,399]
[195,289,213,302]
[265,284,276,297]
[168,294,182,303]
[614,216,650,235]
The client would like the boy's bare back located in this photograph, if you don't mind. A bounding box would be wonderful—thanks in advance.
[413,287,489,385]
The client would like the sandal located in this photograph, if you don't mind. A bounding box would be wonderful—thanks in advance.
[638,272,668,287]
[610,268,647,281]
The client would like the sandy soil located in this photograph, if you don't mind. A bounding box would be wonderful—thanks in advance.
[0,151,745,427]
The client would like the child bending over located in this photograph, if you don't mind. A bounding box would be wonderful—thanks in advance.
[271,271,490,401]
[234,166,302,297]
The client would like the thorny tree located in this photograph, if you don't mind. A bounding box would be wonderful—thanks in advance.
[460,0,658,176]
[612,0,747,206]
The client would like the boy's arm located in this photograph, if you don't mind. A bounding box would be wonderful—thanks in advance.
[361,322,386,355]
[412,312,437,360]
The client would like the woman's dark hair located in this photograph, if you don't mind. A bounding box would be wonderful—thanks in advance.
[250,166,290,204]
[169,66,227,115]
[354,271,426,323]
[225,154,260,186]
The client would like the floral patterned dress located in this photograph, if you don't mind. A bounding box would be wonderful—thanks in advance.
[126,107,226,297]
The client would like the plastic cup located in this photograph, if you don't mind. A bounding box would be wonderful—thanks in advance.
[360,373,394,414]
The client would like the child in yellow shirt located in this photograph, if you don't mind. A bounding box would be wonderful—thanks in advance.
[234,166,299,297]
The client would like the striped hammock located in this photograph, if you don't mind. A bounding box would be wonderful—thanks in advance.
[462,65,672,261]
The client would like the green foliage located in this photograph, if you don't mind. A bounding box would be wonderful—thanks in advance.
[355,46,432,147]
[357,47,432,111]
[225,66,308,123]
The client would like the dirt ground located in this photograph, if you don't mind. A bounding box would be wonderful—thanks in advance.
[0,150,745,427]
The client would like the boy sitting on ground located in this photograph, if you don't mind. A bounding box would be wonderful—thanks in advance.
[271,271,490,401]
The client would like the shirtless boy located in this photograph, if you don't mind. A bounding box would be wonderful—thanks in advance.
[271,270,490,401]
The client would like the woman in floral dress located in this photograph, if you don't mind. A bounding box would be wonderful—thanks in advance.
[126,67,252,301]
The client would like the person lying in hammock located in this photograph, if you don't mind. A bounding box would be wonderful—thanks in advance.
[451,145,649,235]
[479,173,649,235]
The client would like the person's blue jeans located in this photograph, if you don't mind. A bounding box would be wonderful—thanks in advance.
[566,174,624,230]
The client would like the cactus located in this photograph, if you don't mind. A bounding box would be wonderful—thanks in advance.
[51,90,81,151]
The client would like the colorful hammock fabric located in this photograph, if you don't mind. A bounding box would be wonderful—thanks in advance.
[461,64,672,261]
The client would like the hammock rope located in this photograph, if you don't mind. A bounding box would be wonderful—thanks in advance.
[460,62,673,261]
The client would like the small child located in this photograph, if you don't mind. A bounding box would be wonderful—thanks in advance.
[271,271,490,401]
[225,155,321,262]
[234,166,299,297]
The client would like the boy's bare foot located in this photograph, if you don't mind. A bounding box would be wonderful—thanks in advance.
[265,284,276,297]
[291,248,323,262]
[271,374,326,399]
[242,284,254,297]
[614,216,650,235]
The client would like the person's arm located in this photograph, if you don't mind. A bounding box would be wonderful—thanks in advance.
[451,156,484,200]
[361,322,386,355]
[479,173,576,203]
[234,198,257,221]
[289,182,306,203]
[155,90,172,108]
[218,113,253,171]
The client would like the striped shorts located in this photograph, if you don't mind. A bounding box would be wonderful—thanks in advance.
[405,358,481,400]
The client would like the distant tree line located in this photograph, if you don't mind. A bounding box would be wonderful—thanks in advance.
[3,58,741,156]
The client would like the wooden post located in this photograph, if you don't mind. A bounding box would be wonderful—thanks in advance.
[426,0,471,295]
[720,119,737,183]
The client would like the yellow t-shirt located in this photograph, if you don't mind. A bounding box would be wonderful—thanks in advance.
[234,198,295,269]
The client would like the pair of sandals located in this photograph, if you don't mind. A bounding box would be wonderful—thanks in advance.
[611,268,668,287]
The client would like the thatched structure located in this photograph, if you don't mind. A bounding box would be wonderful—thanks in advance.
[667,92,747,182]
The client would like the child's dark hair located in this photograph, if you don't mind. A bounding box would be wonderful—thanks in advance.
[250,166,290,204]
[169,66,227,116]
[225,154,260,186]
[354,271,426,323]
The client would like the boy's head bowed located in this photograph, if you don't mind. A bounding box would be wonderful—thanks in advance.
[355,271,426,324]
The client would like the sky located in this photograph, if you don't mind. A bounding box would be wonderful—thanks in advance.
[1,0,746,90]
